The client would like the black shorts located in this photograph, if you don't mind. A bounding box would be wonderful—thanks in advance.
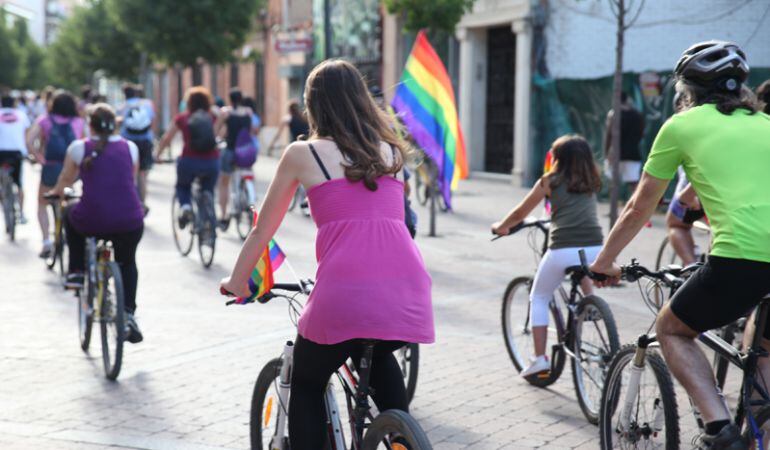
[0,151,22,187]
[670,255,770,338]
[131,139,154,171]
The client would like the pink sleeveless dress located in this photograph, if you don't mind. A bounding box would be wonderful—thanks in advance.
[296,156,434,345]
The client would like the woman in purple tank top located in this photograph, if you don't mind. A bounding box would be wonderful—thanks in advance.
[220,60,434,449]
[48,104,145,344]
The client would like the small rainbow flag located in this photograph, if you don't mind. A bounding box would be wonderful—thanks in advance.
[232,212,286,305]
[391,30,468,209]
[543,149,554,214]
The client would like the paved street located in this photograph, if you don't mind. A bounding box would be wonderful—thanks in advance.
[1,154,714,449]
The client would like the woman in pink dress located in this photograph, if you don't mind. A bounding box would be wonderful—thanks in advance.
[220,60,433,449]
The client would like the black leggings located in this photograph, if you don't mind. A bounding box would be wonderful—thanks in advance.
[289,335,408,450]
[65,208,143,313]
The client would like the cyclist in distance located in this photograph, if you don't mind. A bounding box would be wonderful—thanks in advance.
[215,88,257,230]
[27,90,85,258]
[266,99,309,156]
[590,41,770,449]
[156,87,220,229]
[0,93,31,222]
[492,134,604,377]
[220,60,434,449]
[47,104,145,343]
[118,83,155,215]
[241,96,262,153]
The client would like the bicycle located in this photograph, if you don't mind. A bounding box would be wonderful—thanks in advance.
[0,152,21,241]
[43,188,78,279]
[225,281,432,450]
[495,218,620,424]
[171,179,217,268]
[227,166,258,240]
[599,260,770,449]
[655,219,710,270]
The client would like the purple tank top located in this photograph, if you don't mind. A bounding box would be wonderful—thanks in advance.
[70,139,144,235]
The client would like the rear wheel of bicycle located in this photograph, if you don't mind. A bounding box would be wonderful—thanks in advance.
[599,344,679,450]
[655,236,680,270]
[78,268,94,351]
[235,182,252,241]
[3,185,16,241]
[100,261,125,380]
[397,344,419,404]
[44,203,58,269]
[251,357,287,450]
[571,295,620,425]
[171,195,194,256]
[501,276,566,387]
[363,409,432,449]
[197,192,216,268]
[57,225,68,279]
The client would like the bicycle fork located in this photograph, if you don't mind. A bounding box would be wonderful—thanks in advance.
[272,341,293,450]
[619,335,665,435]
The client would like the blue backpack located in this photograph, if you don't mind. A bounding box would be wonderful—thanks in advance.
[45,120,76,163]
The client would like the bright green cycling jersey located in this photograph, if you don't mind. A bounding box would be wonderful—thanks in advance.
[644,103,770,263]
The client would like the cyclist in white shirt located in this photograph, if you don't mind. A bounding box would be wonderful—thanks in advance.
[0,93,31,223]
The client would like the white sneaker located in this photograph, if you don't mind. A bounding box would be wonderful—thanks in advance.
[521,355,550,377]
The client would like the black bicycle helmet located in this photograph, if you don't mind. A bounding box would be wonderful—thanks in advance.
[674,40,749,91]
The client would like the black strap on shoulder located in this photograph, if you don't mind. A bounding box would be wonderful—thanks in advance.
[308,142,331,181]
[390,145,398,180]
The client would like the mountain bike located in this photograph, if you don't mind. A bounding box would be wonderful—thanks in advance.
[76,236,126,381]
[228,167,258,240]
[43,188,78,280]
[0,152,21,241]
[599,260,770,450]
[495,218,620,424]
[171,180,217,268]
[224,281,432,450]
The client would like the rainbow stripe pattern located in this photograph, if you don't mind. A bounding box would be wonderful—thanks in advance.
[233,213,286,305]
[391,31,468,208]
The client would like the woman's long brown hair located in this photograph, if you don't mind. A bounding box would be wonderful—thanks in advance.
[546,134,601,194]
[83,103,116,169]
[304,60,406,190]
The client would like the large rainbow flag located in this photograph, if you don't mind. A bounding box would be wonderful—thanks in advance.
[391,31,468,209]
[232,213,286,305]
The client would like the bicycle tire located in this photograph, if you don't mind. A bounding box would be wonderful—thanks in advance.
[571,294,620,425]
[655,236,681,271]
[362,409,432,450]
[235,181,251,241]
[3,182,16,241]
[713,325,735,392]
[599,344,679,450]
[100,261,125,380]
[501,276,566,387]
[250,357,286,450]
[197,191,216,268]
[45,203,58,269]
[399,344,419,404]
[171,195,194,256]
[742,404,770,449]
[78,266,95,351]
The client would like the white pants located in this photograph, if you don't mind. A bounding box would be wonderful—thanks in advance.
[529,245,603,327]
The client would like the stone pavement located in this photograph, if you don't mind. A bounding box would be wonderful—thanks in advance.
[0,154,715,449]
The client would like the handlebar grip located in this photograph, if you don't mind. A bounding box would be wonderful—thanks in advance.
[220,286,235,297]
[578,249,608,282]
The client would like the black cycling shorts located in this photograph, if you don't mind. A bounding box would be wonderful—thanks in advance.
[130,138,154,171]
[670,255,770,339]
[0,151,22,187]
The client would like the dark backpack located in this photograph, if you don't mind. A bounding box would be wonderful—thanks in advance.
[233,127,257,167]
[188,111,216,153]
[45,120,76,162]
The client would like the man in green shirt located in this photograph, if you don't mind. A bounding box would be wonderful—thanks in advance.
[591,41,770,449]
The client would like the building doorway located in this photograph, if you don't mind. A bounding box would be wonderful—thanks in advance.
[484,26,515,174]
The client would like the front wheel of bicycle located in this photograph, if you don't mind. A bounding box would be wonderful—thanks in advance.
[398,344,419,404]
[100,261,125,380]
[571,295,620,425]
[251,357,287,450]
[599,344,679,450]
[197,191,216,268]
[501,276,566,387]
[235,182,252,241]
[362,409,432,450]
[171,195,194,256]
[78,268,94,351]
[45,203,58,269]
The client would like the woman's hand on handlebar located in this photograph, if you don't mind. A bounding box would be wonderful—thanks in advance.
[589,259,621,288]
[44,186,64,200]
[219,276,251,299]
[491,221,510,237]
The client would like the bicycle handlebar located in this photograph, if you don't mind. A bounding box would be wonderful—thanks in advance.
[221,280,313,306]
[578,249,608,282]
[491,218,550,241]
[43,188,79,201]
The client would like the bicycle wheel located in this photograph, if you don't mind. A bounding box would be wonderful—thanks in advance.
[78,266,95,351]
[713,324,736,392]
[655,236,680,271]
[171,195,194,256]
[501,276,566,387]
[599,344,679,450]
[197,191,216,268]
[235,182,252,241]
[251,357,288,450]
[362,409,432,450]
[571,295,620,425]
[397,344,419,404]
[743,405,770,450]
[3,183,16,241]
[100,261,125,380]
[44,203,58,269]
[57,224,68,279]
[415,169,428,206]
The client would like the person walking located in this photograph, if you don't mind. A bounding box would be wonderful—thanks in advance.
[27,90,85,258]
[604,92,645,197]
[492,134,604,377]
[118,83,155,215]
[47,104,145,343]
[266,100,309,156]
[220,60,434,449]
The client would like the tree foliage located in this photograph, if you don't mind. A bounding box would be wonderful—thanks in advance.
[384,0,476,33]
[11,19,49,89]
[107,0,263,67]
[0,11,21,87]
[49,0,142,89]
